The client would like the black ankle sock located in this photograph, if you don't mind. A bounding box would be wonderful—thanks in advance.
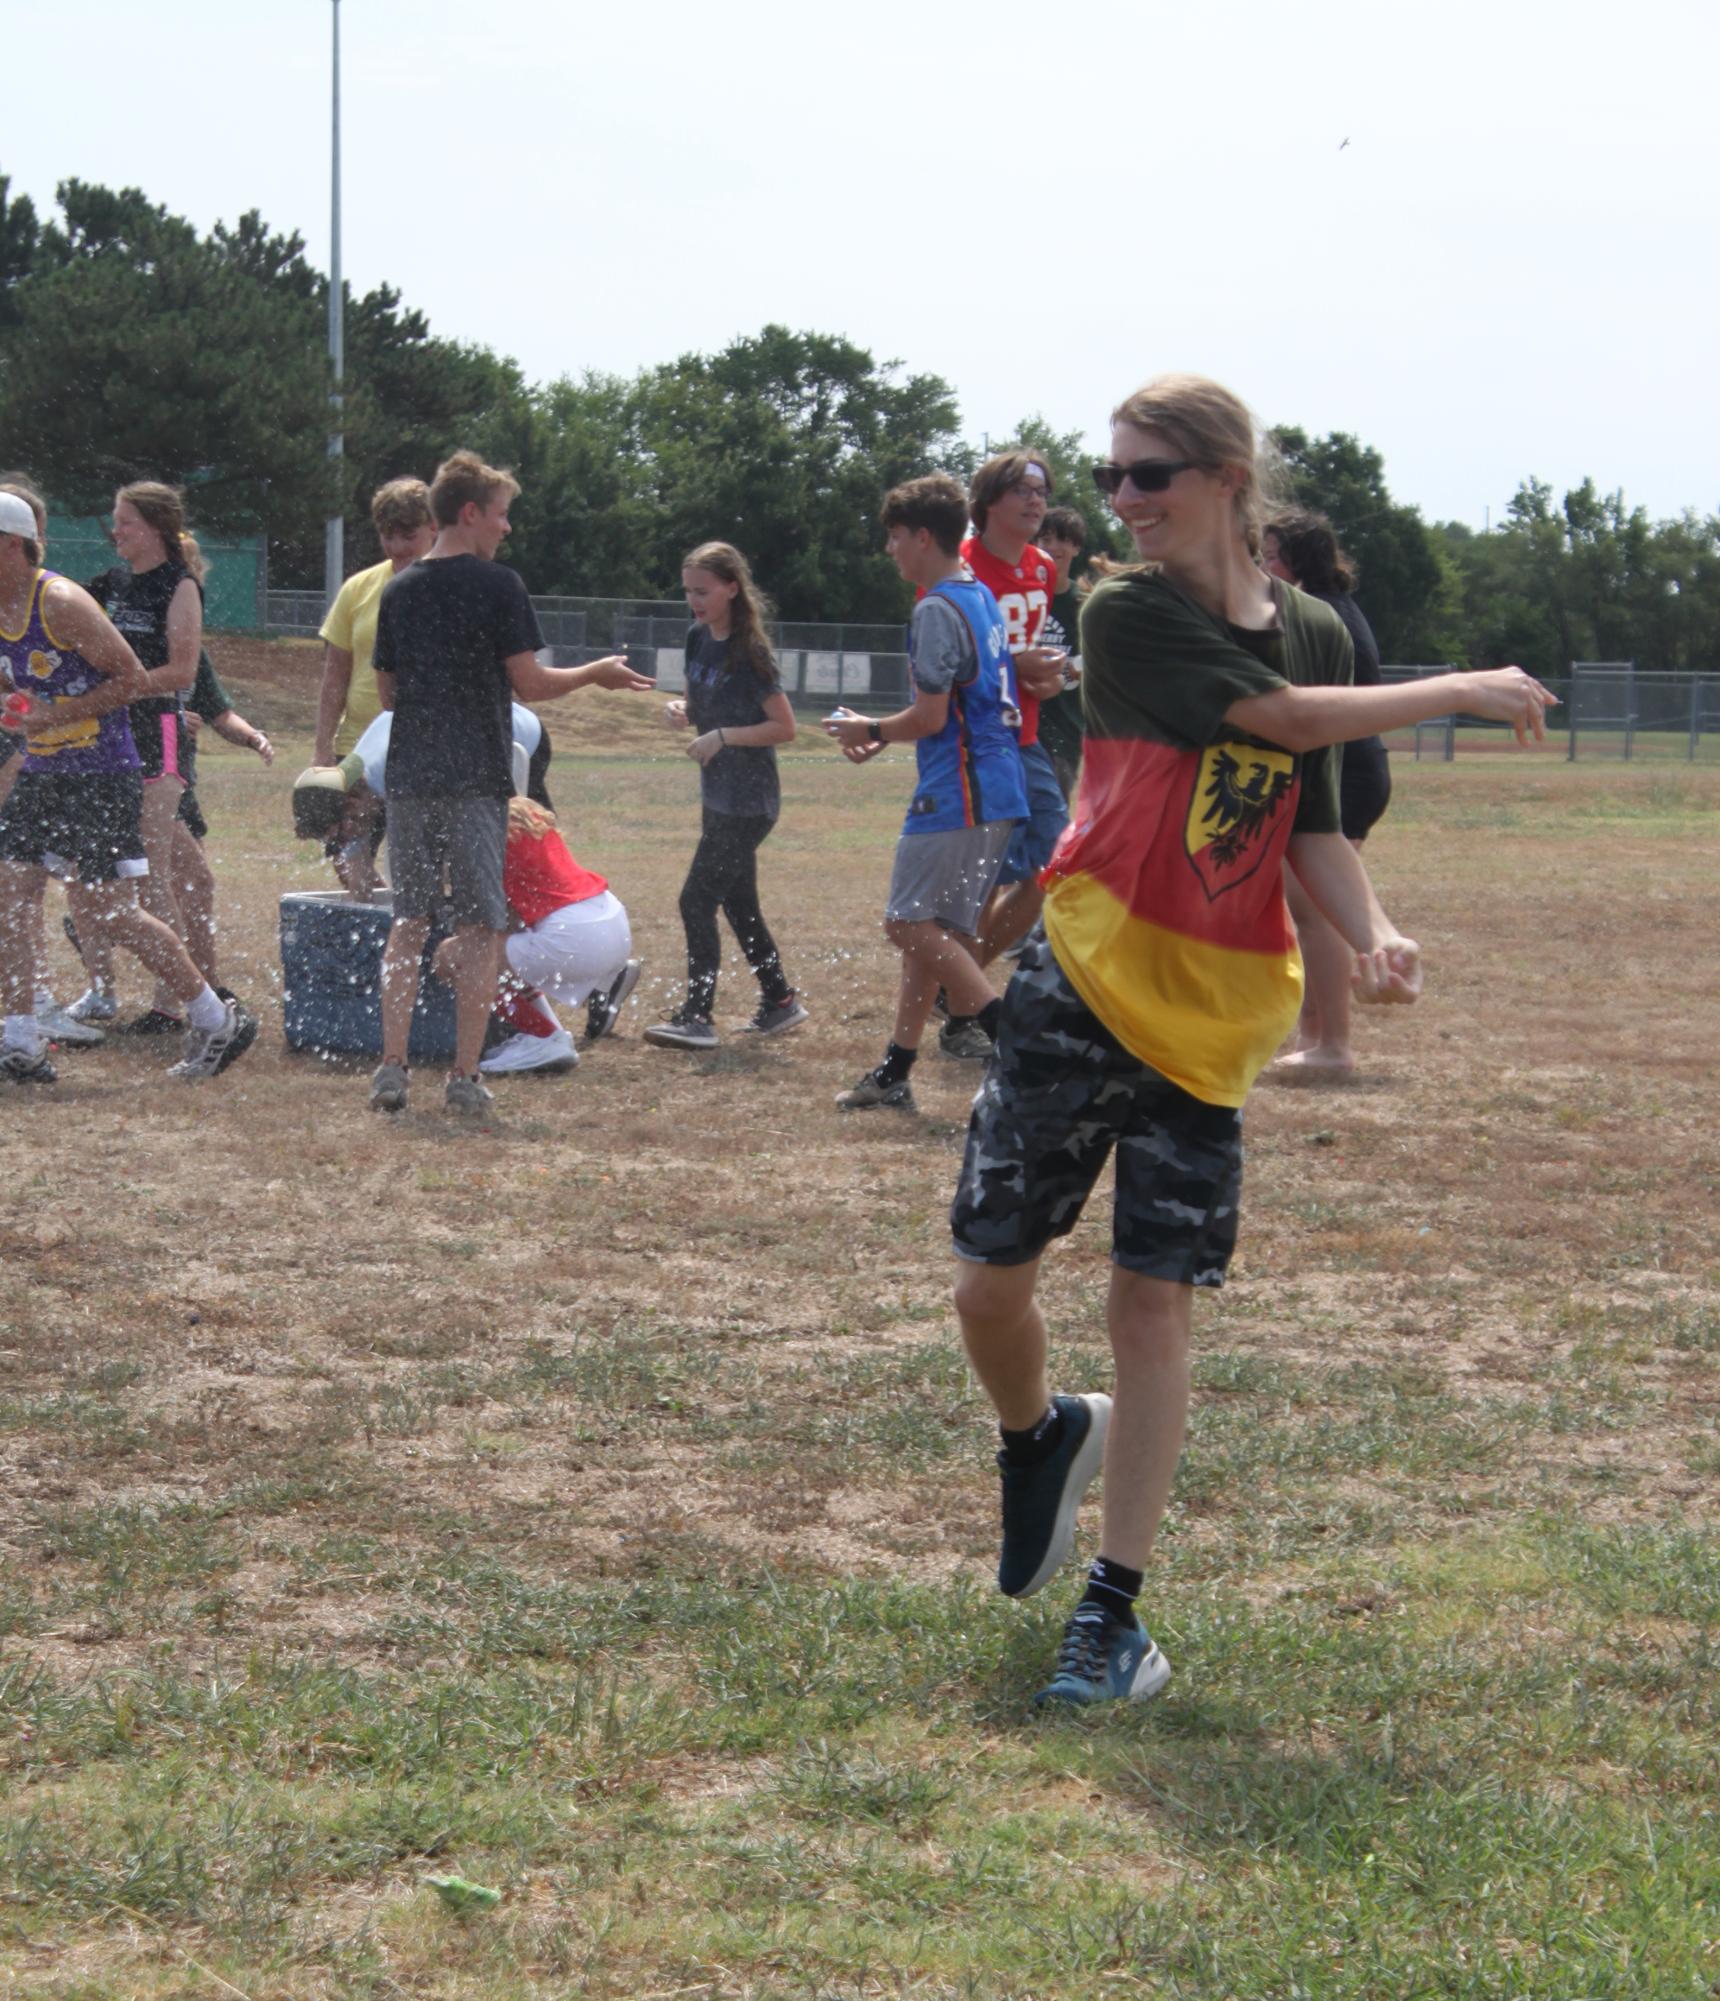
[876,1042,918,1088]
[999,1401,1063,1467]
[976,998,1002,1041]
[1080,1556,1144,1624]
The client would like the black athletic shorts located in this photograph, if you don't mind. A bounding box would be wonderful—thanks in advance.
[130,703,186,785]
[951,934,1243,1287]
[0,769,149,885]
[1340,737,1392,843]
[177,785,208,840]
[0,730,18,771]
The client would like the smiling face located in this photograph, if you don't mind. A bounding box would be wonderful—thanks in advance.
[111,496,167,570]
[463,493,513,561]
[984,465,1051,551]
[1105,421,1236,568]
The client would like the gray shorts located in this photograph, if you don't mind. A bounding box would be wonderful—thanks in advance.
[386,793,508,929]
[885,820,1013,936]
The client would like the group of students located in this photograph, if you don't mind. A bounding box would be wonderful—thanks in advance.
[2,370,1557,1709]
[0,477,272,1084]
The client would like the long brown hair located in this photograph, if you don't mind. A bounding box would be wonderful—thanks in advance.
[116,480,207,581]
[683,541,776,684]
[1109,375,1285,558]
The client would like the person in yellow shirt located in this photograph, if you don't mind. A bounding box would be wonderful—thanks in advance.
[314,479,436,762]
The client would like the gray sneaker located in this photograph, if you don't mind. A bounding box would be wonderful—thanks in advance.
[444,1073,495,1116]
[741,992,809,1037]
[835,1068,915,1112]
[36,1000,106,1048]
[370,1060,410,1112]
[939,1017,993,1061]
[643,1009,719,1051]
[166,1002,258,1081]
[1,1044,57,1085]
[65,986,118,1025]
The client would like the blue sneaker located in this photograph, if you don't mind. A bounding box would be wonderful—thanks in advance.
[1035,1604,1171,1709]
[996,1392,1111,1597]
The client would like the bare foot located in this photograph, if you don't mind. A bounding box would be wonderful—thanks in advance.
[1269,1045,1356,1082]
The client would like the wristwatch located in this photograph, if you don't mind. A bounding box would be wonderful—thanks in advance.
[868,721,883,744]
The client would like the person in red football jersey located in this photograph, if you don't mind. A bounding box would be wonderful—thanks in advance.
[955,454,1073,1011]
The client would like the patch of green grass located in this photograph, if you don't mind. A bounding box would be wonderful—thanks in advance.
[3,1548,1718,1996]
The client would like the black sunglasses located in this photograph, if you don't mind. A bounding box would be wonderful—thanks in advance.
[1090,459,1195,498]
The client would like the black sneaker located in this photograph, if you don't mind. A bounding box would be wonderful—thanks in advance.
[1,1045,57,1085]
[741,991,808,1037]
[585,958,643,1043]
[996,1392,1112,1598]
[643,1008,718,1051]
[115,1008,185,1037]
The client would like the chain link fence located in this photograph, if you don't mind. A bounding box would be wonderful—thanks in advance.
[266,592,912,710]
[266,592,1719,755]
[1376,664,1720,761]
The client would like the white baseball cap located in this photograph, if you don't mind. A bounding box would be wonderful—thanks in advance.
[0,492,38,539]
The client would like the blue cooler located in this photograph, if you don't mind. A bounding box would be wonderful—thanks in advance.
[279,890,457,1063]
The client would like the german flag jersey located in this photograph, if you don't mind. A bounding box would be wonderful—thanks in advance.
[1042,571,1352,1108]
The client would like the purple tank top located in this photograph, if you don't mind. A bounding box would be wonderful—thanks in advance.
[0,570,140,775]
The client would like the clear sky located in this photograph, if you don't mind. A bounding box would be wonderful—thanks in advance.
[10,0,1717,528]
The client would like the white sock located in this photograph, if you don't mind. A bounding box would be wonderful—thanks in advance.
[3,1013,43,1054]
[187,984,227,1032]
[34,986,55,1014]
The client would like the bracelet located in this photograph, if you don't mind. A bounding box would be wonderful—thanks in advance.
[717,728,726,747]
[868,720,883,744]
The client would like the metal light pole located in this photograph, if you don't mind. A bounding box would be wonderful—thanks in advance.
[322,0,345,604]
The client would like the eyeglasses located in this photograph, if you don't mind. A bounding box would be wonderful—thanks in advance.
[1007,478,1051,500]
[1090,459,1195,498]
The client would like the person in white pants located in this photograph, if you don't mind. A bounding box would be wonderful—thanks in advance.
[465,753,640,1076]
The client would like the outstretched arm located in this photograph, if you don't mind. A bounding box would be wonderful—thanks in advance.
[1285,831,1422,1005]
[507,652,655,702]
[1228,665,1555,755]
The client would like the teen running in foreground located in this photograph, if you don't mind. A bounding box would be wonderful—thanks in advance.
[948,374,1555,1707]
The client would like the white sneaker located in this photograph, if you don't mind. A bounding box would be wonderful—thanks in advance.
[65,987,118,1025]
[36,1000,106,1047]
[479,1027,579,1076]
[166,1002,258,1081]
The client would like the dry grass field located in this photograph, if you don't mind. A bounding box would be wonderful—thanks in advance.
[2,639,1717,1999]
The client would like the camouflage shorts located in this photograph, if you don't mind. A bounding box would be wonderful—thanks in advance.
[949,935,1243,1286]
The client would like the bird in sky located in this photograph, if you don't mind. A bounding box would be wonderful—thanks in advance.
[1339,137,1350,150]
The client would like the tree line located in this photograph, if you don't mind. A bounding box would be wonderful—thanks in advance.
[1,172,1716,672]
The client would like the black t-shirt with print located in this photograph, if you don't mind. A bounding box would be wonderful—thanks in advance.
[92,559,200,726]
[373,556,545,799]
[1035,584,1086,765]
[683,624,782,820]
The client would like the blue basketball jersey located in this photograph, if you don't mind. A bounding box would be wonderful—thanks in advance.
[904,575,1027,835]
